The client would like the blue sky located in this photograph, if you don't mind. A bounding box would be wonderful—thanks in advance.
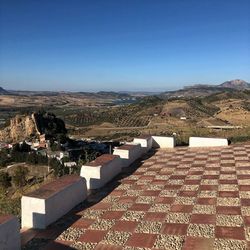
[0,0,249,92]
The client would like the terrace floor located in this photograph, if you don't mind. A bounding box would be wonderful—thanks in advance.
[22,143,250,250]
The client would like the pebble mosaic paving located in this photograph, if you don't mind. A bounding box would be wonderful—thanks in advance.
[22,144,250,249]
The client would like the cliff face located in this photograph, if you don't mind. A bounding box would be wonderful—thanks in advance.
[0,112,67,143]
[0,115,39,142]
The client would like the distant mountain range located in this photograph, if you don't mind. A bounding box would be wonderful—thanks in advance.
[1,79,249,98]
[162,79,250,98]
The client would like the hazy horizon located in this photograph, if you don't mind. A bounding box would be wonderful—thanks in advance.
[0,0,249,91]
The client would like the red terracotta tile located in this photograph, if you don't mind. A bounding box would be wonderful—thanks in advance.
[95,243,123,250]
[239,185,250,191]
[101,211,125,220]
[189,171,203,175]
[128,203,151,211]
[218,191,239,198]
[241,199,250,206]
[142,190,161,196]
[171,205,193,213]
[179,191,198,197]
[126,233,157,248]
[191,214,216,224]
[154,197,174,204]
[118,196,137,203]
[164,185,182,190]
[144,212,166,221]
[161,223,188,235]
[237,175,250,179]
[133,185,147,190]
[219,180,237,184]
[216,206,241,215]
[121,180,137,185]
[112,221,138,232]
[196,198,216,205]
[203,175,219,179]
[184,180,201,185]
[170,175,186,180]
[79,230,107,243]
[109,190,125,196]
[215,226,245,240]
[91,202,112,210]
[182,237,214,250]
[244,216,250,226]
[71,218,94,229]
[139,176,154,181]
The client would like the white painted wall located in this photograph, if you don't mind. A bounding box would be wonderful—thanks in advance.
[152,136,176,148]
[80,156,121,189]
[113,143,142,168]
[133,137,152,153]
[0,215,21,250]
[21,177,87,229]
[189,137,228,147]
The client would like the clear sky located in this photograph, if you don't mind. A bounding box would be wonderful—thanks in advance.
[0,0,249,92]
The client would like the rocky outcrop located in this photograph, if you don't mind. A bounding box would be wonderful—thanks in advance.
[0,115,39,142]
[0,112,67,143]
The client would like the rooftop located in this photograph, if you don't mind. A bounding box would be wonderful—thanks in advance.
[22,143,250,250]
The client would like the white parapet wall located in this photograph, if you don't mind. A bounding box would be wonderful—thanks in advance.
[133,135,153,153]
[0,215,21,250]
[80,154,122,189]
[21,175,87,229]
[189,137,228,147]
[152,136,176,148]
[113,144,142,168]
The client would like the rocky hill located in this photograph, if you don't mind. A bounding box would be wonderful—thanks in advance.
[219,79,250,89]
[0,112,67,143]
[0,86,8,95]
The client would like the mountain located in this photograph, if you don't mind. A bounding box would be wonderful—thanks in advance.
[0,86,8,94]
[162,79,250,98]
[219,79,250,90]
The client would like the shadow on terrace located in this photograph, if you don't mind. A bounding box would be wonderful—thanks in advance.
[21,149,157,250]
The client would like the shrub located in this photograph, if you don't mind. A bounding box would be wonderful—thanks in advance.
[12,166,29,188]
[0,172,11,188]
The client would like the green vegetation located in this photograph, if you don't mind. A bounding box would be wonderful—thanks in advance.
[12,166,29,188]
[0,172,11,188]
[34,111,67,138]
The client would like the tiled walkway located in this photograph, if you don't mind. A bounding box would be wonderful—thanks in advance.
[23,144,250,250]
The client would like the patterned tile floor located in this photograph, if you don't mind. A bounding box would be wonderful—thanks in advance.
[22,144,250,250]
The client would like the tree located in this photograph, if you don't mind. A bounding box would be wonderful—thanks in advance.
[12,166,29,188]
[0,172,11,188]
[49,158,64,177]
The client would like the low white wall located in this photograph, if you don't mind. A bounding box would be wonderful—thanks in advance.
[80,155,121,189]
[152,136,176,148]
[21,176,87,229]
[133,136,152,153]
[0,215,21,250]
[189,137,228,147]
[113,144,142,168]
